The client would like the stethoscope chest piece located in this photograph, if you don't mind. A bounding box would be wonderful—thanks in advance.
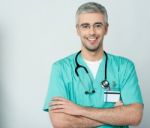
[101,80,110,90]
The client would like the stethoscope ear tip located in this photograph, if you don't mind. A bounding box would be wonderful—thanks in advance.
[85,90,95,94]
[85,91,89,94]
[92,90,95,93]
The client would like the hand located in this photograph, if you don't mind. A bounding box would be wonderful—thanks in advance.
[115,101,123,107]
[49,97,83,116]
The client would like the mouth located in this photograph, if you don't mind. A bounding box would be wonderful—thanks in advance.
[87,37,98,44]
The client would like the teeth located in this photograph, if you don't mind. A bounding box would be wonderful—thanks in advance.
[88,38,96,41]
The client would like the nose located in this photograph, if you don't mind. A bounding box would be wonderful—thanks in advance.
[89,26,96,35]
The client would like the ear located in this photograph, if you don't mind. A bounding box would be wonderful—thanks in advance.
[104,23,109,35]
[76,24,80,36]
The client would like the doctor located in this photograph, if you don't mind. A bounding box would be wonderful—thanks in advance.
[43,2,143,128]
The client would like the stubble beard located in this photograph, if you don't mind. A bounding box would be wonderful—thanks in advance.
[82,40,103,52]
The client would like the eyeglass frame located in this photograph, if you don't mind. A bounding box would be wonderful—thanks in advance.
[76,22,107,31]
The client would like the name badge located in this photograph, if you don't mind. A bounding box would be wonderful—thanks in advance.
[104,91,120,102]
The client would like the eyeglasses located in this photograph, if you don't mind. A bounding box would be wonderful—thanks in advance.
[78,22,105,31]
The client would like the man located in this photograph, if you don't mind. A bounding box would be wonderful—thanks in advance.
[43,2,143,128]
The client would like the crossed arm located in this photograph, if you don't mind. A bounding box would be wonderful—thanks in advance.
[49,112,103,128]
[49,97,143,128]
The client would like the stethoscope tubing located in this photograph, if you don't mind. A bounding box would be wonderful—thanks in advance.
[74,50,110,94]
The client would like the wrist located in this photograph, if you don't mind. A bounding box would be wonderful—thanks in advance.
[78,106,89,117]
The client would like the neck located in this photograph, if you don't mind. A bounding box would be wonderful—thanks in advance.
[81,47,103,61]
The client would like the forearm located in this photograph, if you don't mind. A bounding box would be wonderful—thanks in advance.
[79,115,104,128]
[49,111,103,128]
[80,104,143,126]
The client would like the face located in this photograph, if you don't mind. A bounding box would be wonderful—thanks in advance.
[76,13,108,52]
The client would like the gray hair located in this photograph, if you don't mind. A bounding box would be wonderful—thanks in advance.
[76,2,108,25]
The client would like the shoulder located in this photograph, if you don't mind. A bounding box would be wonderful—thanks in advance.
[52,52,77,69]
[107,52,135,69]
[50,52,77,81]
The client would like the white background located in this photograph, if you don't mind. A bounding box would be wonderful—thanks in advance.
[0,0,150,127]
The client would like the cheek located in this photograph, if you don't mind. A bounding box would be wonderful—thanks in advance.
[97,31,106,37]
[77,31,86,38]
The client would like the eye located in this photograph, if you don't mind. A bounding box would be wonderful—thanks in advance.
[80,24,89,29]
[95,24,103,28]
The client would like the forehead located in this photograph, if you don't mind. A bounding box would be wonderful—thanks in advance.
[77,13,105,24]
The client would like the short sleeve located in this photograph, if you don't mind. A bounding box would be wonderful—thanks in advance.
[43,63,68,112]
[120,61,143,105]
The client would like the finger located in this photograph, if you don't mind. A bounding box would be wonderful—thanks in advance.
[49,101,65,107]
[117,101,123,105]
[51,108,65,113]
[52,97,68,101]
[115,101,123,107]
[50,104,64,110]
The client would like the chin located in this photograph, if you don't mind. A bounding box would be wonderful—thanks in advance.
[85,46,101,52]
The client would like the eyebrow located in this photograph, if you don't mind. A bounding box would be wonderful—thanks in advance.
[94,22,104,25]
[80,22,104,26]
[80,23,90,26]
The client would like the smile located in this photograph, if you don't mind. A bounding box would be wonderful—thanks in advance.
[87,37,98,43]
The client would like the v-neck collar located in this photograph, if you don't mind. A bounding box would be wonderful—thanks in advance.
[77,52,106,82]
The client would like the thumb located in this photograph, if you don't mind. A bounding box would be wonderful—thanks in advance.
[115,101,123,107]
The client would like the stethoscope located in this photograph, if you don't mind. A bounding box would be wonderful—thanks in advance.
[75,50,110,94]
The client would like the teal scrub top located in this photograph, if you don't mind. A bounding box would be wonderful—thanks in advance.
[43,52,143,128]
